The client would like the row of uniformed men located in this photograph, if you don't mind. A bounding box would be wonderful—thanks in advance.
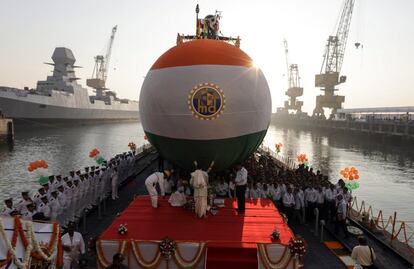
[212,179,353,209]
[0,165,120,227]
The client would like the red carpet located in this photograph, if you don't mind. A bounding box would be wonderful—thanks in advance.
[100,196,294,269]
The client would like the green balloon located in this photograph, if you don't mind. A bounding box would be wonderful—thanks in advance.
[96,156,105,165]
[38,176,49,185]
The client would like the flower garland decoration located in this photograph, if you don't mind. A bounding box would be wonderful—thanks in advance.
[257,243,292,269]
[0,217,61,268]
[173,242,206,269]
[118,224,128,235]
[0,217,19,267]
[270,228,280,240]
[96,240,128,268]
[288,236,307,259]
[159,237,177,261]
[131,241,162,269]
[0,217,32,268]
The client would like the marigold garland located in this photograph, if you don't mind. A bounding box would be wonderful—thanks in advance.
[96,240,129,268]
[97,240,207,269]
[173,242,206,269]
[0,217,61,268]
[0,217,19,267]
[257,243,293,269]
[131,241,162,269]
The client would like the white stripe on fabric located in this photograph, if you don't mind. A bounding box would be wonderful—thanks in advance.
[139,65,271,140]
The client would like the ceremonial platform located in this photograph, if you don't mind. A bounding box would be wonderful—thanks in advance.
[97,196,297,269]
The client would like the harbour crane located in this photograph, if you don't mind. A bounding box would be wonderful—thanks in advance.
[313,0,355,117]
[283,39,303,114]
[87,25,118,93]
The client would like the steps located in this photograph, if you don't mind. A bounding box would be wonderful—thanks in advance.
[207,245,257,269]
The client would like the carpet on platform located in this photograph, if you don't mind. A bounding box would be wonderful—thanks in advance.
[100,196,294,269]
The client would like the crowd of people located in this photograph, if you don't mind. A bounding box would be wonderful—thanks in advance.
[157,151,354,238]
[0,151,140,228]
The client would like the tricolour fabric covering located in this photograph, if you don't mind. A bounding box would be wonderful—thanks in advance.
[139,39,271,171]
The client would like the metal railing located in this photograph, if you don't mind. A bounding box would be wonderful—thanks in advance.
[349,197,414,253]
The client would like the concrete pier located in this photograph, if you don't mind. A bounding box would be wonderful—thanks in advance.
[0,112,14,143]
[272,114,414,141]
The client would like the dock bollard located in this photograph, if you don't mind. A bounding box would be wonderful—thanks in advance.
[320,220,325,242]
[314,208,319,236]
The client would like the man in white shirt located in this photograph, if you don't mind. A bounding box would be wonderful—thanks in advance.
[351,236,376,268]
[335,194,349,238]
[145,170,171,208]
[234,164,248,214]
[111,167,119,200]
[22,203,37,220]
[283,187,295,221]
[38,196,51,220]
[16,191,33,214]
[249,183,261,199]
[1,198,16,216]
[61,224,85,269]
[293,188,304,224]
[325,184,337,221]
[49,191,61,222]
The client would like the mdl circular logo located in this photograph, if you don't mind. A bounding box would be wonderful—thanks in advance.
[188,83,225,120]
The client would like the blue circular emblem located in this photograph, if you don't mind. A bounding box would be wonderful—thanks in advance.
[188,83,225,120]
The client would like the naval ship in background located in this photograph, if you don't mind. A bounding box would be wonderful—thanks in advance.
[0,26,139,121]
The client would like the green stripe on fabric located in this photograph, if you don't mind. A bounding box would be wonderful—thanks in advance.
[145,130,268,172]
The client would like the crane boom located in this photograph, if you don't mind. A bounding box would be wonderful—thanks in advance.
[313,0,355,117]
[104,25,117,83]
[87,25,117,91]
[321,0,355,74]
[283,39,303,113]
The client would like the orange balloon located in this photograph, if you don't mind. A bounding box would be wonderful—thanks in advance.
[28,167,32,172]
[44,164,48,169]
[349,175,354,180]
[355,175,360,180]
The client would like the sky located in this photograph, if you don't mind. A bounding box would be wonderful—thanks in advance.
[1,0,413,114]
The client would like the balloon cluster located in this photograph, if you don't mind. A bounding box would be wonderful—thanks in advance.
[27,160,49,184]
[89,148,105,165]
[340,166,360,190]
[297,154,309,168]
[89,148,100,158]
[27,160,48,172]
[275,143,282,154]
[128,142,137,151]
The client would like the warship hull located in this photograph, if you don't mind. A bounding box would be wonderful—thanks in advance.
[0,93,138,120]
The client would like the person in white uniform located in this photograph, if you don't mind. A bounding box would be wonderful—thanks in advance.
[1,198,16,216]
[16,191,33,214]
[38,196,51,220]
[61,224,85,269]
[145,170,171,208]
[190,169,209,218]
[111,167,119,200]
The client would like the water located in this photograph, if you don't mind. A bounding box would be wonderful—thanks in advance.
[1,121,413,223]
